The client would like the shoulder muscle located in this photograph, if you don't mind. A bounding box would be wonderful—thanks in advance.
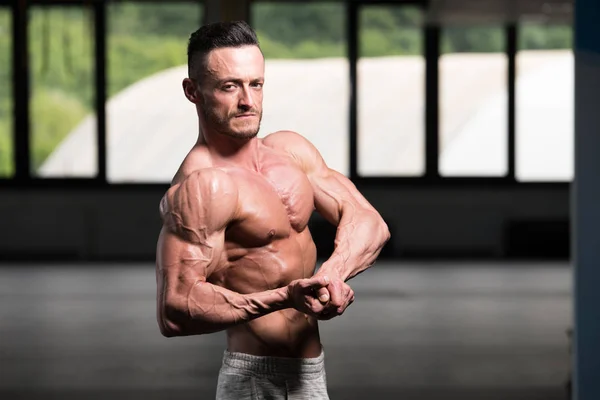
[263,130,325,173]
[160,168,239,244]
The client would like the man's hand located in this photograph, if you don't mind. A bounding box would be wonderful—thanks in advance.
[313,270,355,320]
[287,275,333,318]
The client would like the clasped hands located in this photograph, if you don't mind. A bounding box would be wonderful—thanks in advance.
[287,267,355,320]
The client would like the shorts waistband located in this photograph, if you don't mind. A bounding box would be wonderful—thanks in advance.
[222,349,325,376]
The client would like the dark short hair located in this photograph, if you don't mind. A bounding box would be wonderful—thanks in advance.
[187,20,261,81]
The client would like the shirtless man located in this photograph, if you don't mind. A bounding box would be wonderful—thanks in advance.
[155,21,390,399]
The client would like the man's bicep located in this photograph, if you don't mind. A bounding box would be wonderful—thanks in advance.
[295,139,377,222]
[158,168,238,285]
[157,228,215,281]
[155,227,224,336]
[311,167,378,225]
[328,169,378,211]
[157,170,237,308]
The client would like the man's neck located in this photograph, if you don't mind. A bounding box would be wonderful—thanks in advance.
[199,129,261,171]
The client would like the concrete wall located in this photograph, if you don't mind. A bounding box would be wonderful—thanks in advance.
[0,185,569,261]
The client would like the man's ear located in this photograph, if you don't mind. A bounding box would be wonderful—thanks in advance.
[182,78,202,104]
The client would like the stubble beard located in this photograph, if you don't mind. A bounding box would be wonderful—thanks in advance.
[202,107,262,140]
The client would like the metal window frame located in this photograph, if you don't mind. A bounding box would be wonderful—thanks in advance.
[10,0,105,186]
[0,0,571,189]
[254,0,570,189]
[0,0,203,189]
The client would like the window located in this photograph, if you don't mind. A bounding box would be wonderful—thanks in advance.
[357,6,424,177]
[439,26,507,177]
[516,23,573,182]
[0,8,12,177]
[252,2,348,175]
[107,2,203,183]
[29,6,97,178]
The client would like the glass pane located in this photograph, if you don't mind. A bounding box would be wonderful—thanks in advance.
[516,23,573,182]
[439,26,507,177]
[107,2,203,183]
[358,6,424,177]
[253,3,348,175]
[0,8,13,177]
[29,6,97,178]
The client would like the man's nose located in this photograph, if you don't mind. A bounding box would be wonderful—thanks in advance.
[238,86,254,109]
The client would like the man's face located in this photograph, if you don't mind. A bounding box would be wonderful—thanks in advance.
[198,45,265,139]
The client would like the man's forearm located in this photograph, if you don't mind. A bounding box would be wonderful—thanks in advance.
[321,208,390,282]
[162,281,290,336]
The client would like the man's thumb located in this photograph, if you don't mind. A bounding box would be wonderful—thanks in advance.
[317,287,330,303]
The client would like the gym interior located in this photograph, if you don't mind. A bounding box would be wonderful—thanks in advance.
[1,0,598,399]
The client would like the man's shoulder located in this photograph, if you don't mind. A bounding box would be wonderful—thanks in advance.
[262,130,313,150]
[171,146,214,185]
[171,167,237,196]
[262,130,320,167]
[161,166,239,233]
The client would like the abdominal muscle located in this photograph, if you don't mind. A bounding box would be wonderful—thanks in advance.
[226,308,322,358]
[213,229,323,358]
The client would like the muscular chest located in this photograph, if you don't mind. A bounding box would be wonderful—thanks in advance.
[227,159,315,247]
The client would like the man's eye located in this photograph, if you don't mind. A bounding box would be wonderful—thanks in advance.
[223,84,235,90]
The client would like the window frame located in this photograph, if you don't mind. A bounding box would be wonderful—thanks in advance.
[0,0,570,189]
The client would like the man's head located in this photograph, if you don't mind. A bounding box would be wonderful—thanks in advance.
[183,21,264,140]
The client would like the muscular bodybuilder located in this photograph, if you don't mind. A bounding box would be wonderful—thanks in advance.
[155,21,390,400]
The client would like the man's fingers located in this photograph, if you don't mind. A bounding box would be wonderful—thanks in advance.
[327,281,344,306]
[328,289,355,316]
[348,289,355,304]
[314,287,356,321]
[306,296,327,314]
[298,277,356,319]
[316,287,330,303]
[303,275,330,291]
[339,290,355,314]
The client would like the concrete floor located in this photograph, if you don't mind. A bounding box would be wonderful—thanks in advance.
[0,262,572,400]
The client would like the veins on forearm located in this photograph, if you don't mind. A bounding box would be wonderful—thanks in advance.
[187,282,246,324]
[187,281,288,326]
[326,203,386,280]
[329,215,356,271]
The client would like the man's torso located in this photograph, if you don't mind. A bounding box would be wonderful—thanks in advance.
[166,136,322,357]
